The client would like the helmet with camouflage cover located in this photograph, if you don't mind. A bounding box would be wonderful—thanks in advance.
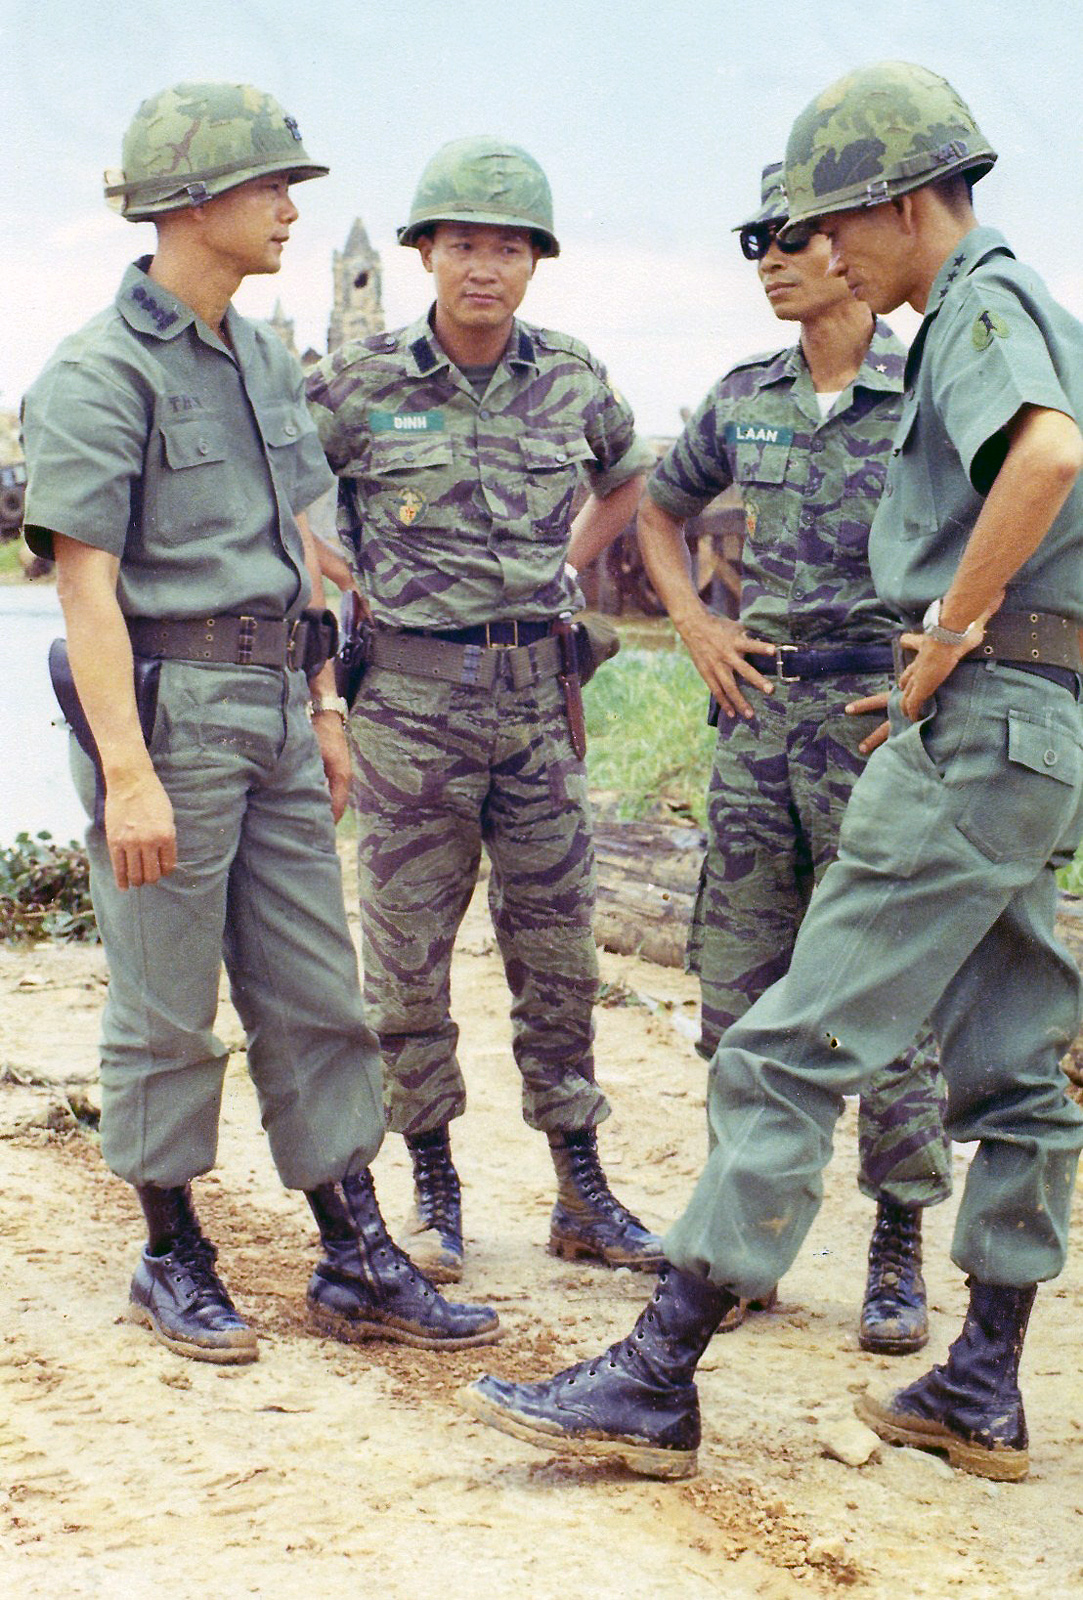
[783,61,996,230]
[398,136,559,257]
[104,82,329,222]
[732,161,788,231]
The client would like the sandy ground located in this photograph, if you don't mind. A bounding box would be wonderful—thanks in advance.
[1,854,1081,1600]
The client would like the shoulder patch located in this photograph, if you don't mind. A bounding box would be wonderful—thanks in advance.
[972,309,1011,351]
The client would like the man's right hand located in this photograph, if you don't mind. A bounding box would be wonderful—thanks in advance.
[103,768,177,889]
[679,612,777,720]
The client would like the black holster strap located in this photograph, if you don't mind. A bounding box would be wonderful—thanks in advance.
[126,609,338,675]
[368,629,562,690]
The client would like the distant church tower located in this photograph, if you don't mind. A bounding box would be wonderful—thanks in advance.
[328,218,385,349]
[267,299,297,358]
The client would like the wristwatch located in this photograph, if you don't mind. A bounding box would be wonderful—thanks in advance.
[921,598,981,648]
[307,693,349,724]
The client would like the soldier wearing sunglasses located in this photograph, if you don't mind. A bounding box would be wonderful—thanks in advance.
[632,163,951,1348]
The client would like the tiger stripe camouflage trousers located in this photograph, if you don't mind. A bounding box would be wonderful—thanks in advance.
[687,673,951,1206]
[347,660,610,1138]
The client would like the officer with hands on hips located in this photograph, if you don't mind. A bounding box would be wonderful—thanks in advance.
[22,82,501,1365]
[464,63,1083,1485]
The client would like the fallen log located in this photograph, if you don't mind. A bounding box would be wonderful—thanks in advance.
[591,819,1083,1105]
[592,819,705,968]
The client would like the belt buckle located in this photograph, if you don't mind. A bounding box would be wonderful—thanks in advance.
[237,614,257,665]
[485,620,518,649]
[286,617,303,672]
[774,644,800,683]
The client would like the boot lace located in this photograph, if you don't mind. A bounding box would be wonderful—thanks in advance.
[166,1228,238,1312]
[412,1144,461,1236]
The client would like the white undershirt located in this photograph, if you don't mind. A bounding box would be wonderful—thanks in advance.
[815,389,843,418]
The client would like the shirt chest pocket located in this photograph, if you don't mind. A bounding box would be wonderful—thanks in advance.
[518,433,595,537]
[366,432,456,532]
[254,402,310,493]
[887,406,937,540]
[155,413,240,538]
[735,438,791,486]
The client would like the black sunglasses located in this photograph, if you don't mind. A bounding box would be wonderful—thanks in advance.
[739,220,816,261]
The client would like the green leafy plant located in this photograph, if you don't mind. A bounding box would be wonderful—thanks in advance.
[0,831,98,944]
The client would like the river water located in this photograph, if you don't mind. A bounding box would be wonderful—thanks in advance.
[0,584,88,847]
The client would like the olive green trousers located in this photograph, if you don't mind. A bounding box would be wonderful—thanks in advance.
[666,664,1083,1296]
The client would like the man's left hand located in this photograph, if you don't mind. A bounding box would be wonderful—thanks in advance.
[844,691,890,755]
[311,711,351,822]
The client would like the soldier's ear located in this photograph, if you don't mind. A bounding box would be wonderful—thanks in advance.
[418,235,435,273]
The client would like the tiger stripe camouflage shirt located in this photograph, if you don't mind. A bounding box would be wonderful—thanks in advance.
[648,318,906,645]
[306,309,654,629]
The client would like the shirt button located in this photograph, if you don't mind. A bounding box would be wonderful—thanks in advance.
[198,440,210,455]
[555,452,567,463]
[284,422,297,437]
[479,409,491,419]
[1044,750,1058,767]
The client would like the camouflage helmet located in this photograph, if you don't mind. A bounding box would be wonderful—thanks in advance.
[784,61,996,230]
[397,136,559,257]
[732,161,788,231]
[104,82,329,221]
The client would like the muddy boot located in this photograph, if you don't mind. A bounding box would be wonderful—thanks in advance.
[856,1280,1036,1482]
[127,1184,259,1365]
[547,1128,664,1270]
[463,1262,737,1478]
[403,1127,463,1283]
[859,1198,929,1354]
[305,1165,501,1350]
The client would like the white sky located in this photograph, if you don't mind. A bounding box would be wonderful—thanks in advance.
[5,0,1082,435]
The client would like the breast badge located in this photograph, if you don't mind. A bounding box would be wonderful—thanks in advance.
[397,488,427,526]
[745,497,759,539]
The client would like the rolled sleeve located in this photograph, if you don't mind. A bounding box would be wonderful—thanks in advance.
[648,388,735,519]
[22,357,148,560]
[590,432,655,499]
[934,286,1078,493]
[583,365,654,497]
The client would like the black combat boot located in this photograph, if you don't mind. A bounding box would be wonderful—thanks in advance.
[548,1128,665,1270]
[857,1279,1037,1481]
[127,1183,259,1364]
[305,1165,501,1350]
[859,1197,929,1354]
[462,1262,737,1478]
[403,1127,463,1283]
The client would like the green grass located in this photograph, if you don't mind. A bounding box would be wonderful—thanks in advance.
[582,628,1083,889]
[583,635,714,827]
[0,537,25,581]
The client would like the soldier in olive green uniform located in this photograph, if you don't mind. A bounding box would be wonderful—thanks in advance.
[22,83,499,1366]
[640,162,949,1351]
[466,64,1083,1485]
[308,138,661,1283]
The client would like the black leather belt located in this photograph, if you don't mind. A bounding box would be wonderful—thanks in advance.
[127,609,338,674]
[406,620,552,648]
[745,643,895,683]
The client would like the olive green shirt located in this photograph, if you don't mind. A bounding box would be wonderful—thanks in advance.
[870,227,1083,622]
[22,258,333,620]
[306,309,654,628]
